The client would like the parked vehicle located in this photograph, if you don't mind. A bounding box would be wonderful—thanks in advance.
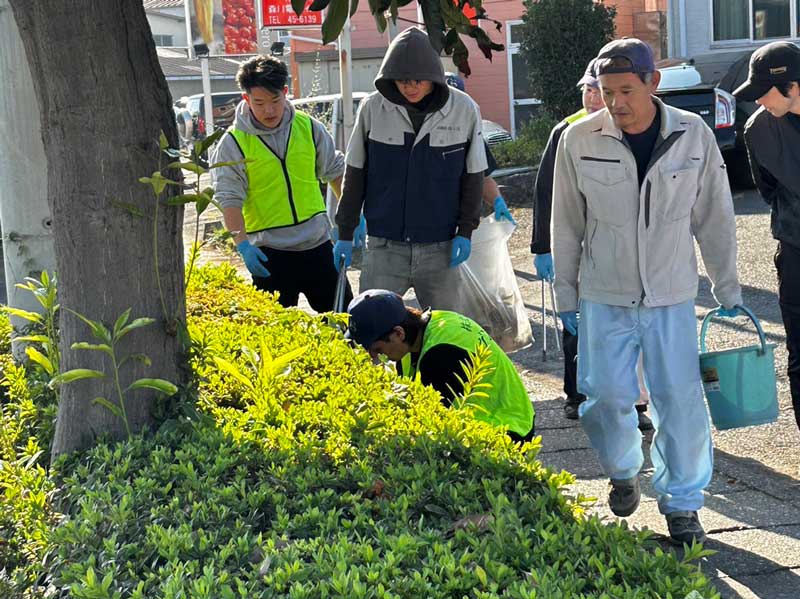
[716,50,764,188]
[655,62,737,152]
[178,91,242,147]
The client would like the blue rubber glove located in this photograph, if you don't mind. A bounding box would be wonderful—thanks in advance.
[353,214,367,248]
[493,196,517,224]
[559,311,579,335]
[534,253,554,282]
[333,240,353,271]
[236,240,270,278]
[716,305,740,317]
[450,235,471,267]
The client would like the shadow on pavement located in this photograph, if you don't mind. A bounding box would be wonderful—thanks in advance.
[713,448,800,509]
[701,538,800,599]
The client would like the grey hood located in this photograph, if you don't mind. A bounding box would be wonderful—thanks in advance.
[374,27,449,109]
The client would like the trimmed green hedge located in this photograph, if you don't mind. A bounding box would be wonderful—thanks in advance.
[491,116,557,169]
[0,265,720,598]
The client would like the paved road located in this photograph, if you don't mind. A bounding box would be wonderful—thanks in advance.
[186,187,800,598]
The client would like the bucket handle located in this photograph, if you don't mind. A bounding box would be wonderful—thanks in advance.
[700,305,767,355]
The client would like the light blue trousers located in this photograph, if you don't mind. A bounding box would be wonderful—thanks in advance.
[577,299,713,514]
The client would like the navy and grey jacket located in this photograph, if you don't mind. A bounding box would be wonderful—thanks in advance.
[745,107,800,250]
[336,27,487,243]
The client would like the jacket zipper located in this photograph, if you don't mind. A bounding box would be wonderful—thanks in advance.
[442,147,465,158]
[589,221,598,268]
[258,132,299,224]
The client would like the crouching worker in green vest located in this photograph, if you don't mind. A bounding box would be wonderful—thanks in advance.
[346,289,535,442]
[212,55,357,310]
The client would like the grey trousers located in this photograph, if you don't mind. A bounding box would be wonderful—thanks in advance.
[360,236,465,312]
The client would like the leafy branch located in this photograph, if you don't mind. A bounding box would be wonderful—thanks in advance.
[302,0,504,76]
[448,341,494,415]
[214,336,308,402]
[50,308,178,437]
[5,271,61,379]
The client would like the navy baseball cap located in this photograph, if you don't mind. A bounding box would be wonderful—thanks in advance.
[734,41,800,102]
[576,58,599,88]
[346,289,407,349]
[595,38,656,75]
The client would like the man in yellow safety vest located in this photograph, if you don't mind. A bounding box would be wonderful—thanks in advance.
[212,55,362,310]
[346,289,535,442]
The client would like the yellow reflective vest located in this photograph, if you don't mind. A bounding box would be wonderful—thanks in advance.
[229,111,325,233]
[401,311,534,437]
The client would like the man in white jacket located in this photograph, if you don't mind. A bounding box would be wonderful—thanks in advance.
[551,39,746,545]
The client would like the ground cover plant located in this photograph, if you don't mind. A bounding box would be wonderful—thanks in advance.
[1,264,719,598]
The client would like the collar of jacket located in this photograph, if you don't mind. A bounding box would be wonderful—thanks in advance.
[379,90,453,118]
[599,97,686,140]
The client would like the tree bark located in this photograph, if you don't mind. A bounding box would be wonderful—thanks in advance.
[8,0,186,458]
[0,0,56,356]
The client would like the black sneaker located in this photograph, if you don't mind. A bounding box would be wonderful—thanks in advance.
[609,476,640,517]
[564,397,585,420]
[666,510,706,545]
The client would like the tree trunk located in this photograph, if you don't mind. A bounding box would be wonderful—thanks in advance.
[0,0,56,356]
[8,0,186,458]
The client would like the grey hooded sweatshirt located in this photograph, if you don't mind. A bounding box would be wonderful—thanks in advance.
[211,100,344,251]
[336,27,486,242]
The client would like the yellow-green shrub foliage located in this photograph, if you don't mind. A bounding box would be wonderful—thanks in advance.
[6,266,718,598]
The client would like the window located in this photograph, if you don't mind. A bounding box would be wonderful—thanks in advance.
[713,0,748,41]
[506,21,540,137]
[754,0,791,39]
[152,34,174,47]
[713,0,798,42]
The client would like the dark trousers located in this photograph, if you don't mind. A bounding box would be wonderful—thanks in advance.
[251,241,353,312]
[775,241,800,430]
[563,329,586,403]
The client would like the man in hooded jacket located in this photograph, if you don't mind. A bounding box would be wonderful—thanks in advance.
[334,27,487,311]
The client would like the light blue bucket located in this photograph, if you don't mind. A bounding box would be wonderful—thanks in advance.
[699,306,778,430]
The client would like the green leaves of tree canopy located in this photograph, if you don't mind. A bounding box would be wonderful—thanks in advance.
[518,0,616,118]
[321,0,350,44]
[306,0,503,74]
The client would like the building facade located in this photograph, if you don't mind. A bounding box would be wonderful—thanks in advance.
[667,0,800,83]
[146,1,670,135]
[289,0,668,135]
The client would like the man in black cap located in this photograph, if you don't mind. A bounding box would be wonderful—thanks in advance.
[735,41,800,432]
[346,289,534,442]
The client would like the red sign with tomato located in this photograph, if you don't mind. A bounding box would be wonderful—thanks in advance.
[262,0,322,28]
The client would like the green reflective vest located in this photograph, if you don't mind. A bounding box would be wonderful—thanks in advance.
[229,111,325,233]
[401,311,534,436]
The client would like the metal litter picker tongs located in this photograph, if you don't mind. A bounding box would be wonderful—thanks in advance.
[333,254,348,314]
[540,277,562,361]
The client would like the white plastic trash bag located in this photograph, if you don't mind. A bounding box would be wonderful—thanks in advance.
[460,216,533,353]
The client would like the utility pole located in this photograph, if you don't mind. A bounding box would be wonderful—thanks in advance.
[0,0,56,345]
[339,15,354,149]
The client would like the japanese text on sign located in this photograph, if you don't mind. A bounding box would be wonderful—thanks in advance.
[262,0,322,27]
